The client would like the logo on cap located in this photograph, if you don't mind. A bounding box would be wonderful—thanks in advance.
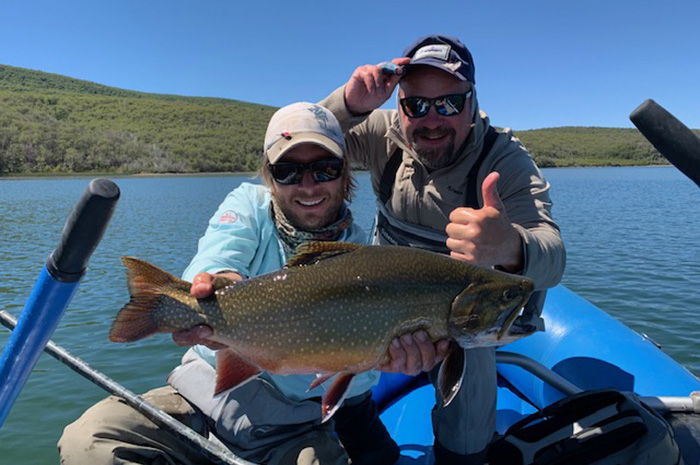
[413,44,451,62]
[307,106,330,129]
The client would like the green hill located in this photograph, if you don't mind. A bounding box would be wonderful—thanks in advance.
[0,65,275,174]
[0,64,687,175]
[514,126,669,168]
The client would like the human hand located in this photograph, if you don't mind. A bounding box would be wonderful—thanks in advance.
[344,57,411,115]
[446,172,524,272]
[171,271,242,350]
[377,330,450,376]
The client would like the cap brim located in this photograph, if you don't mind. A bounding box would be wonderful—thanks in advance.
[406,60,469,82]
[266,132,344,164]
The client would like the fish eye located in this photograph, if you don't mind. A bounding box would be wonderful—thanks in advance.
[502,290,514,301]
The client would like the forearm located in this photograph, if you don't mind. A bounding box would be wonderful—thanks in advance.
[513,223,566,290]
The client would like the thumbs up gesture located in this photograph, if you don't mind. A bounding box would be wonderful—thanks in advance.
[446,172,524,272]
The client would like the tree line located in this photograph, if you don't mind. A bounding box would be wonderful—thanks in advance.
[0,64,680,176]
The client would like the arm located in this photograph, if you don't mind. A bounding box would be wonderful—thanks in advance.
[181,184,263,281]
[174,185,265,347]
[319,59,408,169]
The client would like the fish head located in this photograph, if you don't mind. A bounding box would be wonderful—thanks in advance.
[448,272,535,348]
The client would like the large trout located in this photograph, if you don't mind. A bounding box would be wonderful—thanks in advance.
[110,242,534,421]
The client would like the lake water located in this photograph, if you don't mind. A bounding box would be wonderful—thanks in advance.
[1,167,699,464]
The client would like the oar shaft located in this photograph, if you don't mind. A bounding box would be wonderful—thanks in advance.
[0,178,119,426]
[0,310,255,465]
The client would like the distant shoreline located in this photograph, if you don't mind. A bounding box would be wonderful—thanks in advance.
[0,164,675,181]
[0,171,260,180]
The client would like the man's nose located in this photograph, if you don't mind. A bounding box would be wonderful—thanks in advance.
[421,107,444,128]
[298,169,317,188]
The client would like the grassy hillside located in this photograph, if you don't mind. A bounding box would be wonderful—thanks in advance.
[514,126,671,168]
[0,64,691,175]
[0,65,275,174]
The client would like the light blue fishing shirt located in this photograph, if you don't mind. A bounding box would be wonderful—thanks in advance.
[180,182,379,401]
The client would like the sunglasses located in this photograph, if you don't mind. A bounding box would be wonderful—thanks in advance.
[267,157,345,185]
[399,92,472,119]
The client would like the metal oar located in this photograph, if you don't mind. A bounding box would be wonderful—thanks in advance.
[630,99,700,187]
[0,310,256,465]
[0,178,119,426]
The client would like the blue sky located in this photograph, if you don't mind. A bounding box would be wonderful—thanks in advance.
[1,0,698,130]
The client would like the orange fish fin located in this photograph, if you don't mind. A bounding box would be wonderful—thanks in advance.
[286,241,363,267]
[321,373,355,423]
[437,343,465,407]
[109,297,161,343]
[121,257,191,295]
[214,348,261,395]
[109,257,189,343]
[307,373,335,392]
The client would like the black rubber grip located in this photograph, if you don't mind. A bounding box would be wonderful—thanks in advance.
[46,178,120,282]
[630,99,700,187]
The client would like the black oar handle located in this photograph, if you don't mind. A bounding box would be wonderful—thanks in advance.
[46,178,120,282]
[630,99,700,187]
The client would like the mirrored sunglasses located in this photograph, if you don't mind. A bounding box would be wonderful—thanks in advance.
[399,92,472,119]
[267,157,344,185]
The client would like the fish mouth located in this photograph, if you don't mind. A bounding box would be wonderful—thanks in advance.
[496,294,529,340]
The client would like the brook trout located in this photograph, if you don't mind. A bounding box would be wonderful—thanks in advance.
[110,242,534,421]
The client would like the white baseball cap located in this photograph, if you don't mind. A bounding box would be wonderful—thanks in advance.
[264,102,346,164]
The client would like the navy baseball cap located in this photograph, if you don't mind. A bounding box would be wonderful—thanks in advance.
[402,35,475,84]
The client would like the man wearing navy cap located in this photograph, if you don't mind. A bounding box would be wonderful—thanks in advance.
[321,35,566,464]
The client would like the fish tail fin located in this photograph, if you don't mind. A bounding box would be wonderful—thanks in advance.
[109,257,190,343]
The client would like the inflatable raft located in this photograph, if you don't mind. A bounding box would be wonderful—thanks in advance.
[374,285,700,463]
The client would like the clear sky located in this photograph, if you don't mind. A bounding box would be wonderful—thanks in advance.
[1,0,698,130]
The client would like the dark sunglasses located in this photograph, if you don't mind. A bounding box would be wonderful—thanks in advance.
[399,92,472,119]
[267,157,344,185]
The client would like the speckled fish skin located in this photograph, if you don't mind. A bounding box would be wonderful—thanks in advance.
[110,242,535,377]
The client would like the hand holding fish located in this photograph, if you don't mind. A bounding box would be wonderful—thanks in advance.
[446,172,524,273]
[171,271,244,350]
[378,331,450,376]
[344,58,410,115]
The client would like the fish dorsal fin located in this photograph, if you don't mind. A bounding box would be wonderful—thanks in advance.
[121,257,191,295]
[286,241,364,268]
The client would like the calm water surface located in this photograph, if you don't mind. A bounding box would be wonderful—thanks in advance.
[1,167,698,464]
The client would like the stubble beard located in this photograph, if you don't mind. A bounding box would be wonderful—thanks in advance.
[411,127,459,171]
[275,189,344,231]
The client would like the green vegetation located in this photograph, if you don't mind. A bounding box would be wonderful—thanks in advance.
[514,127,670,168]
[0,65,275,175]
[0,64,692,175]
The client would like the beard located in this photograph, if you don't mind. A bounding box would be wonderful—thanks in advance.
[274,186,345,231]
[410,127,459,170]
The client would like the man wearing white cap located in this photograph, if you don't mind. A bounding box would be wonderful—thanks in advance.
[59,102,399,465]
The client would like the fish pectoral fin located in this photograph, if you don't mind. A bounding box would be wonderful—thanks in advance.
[286,241,363,267]
[307,373,335,392]
[437,344,465,407]
[321,373,355,423]
[214,348,261,395]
